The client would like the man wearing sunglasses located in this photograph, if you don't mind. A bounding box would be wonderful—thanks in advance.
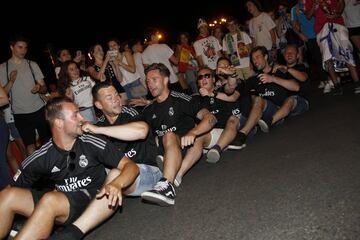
[140,63,217,206]
[0,97,139,240]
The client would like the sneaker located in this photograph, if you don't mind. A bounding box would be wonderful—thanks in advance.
[227,132,247,150]
[174,174,182,187]
[206,145,222,163]
[332,86,343,96]
[156,155,164,172]
[141,178,176,206]
[323,81,333,94]
[258,119,270,133]
[318,81,325,89]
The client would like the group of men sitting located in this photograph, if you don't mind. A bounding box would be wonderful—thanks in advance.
[0,44,309,240]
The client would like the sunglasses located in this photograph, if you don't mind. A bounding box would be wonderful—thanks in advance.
[198,73,212,80]
[67,151,76,172]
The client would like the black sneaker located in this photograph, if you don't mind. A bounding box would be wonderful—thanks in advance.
[227,132,247,150]
[141,178,176,206]
[206,145,222,163]
[332,86,343,96]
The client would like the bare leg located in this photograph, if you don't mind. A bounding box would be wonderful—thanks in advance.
[272,97,295,124]
[239,96,264,135]
[14,138,27,159]
[15,191,70,240]
[25,144,36,156]
[0,187,34,238]
[73,169,130,234]
[347,64,359,83]
[216,116,239,150]
[162,132,182,183]
[6,143,19,174]
[326,60,340,86]
[176,133,211,179]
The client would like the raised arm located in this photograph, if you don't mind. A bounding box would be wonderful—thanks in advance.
[82,121,149,141]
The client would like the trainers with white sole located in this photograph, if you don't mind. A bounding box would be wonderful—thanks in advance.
[206,145,221,163]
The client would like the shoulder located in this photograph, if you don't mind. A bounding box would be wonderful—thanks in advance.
[78,134,108,150]
[121,106,139,117]
[21,140,53,169]
[170,91,192,102]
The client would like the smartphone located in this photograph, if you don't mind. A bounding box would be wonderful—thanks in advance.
[76,50,82,58]
[108,50,118,57]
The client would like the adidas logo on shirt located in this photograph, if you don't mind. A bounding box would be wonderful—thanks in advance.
[51,166,61,173]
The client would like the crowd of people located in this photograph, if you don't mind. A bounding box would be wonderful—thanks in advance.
[0,0,359,239]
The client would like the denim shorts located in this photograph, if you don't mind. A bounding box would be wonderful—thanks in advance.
[289,95,309,117]
[262,99,280,120]
[127,164,162,196]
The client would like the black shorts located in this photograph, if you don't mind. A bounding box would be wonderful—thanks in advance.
[13,107,50,146]
[348,27,360,37]
[31,189,92,225]
[157,134,187,157]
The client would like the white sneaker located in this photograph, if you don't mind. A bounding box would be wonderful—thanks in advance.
[323,81,334,94]
[174,175,182,187]
[318,81,325,89]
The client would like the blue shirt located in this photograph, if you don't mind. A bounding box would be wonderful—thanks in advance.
[291,3,316,39]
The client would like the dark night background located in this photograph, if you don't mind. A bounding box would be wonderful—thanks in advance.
[0,0,296,84]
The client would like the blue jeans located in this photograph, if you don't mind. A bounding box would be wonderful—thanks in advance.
[289,95,309,117]
[127,164,162,196]
[184,70,198,94]
[0,117,10,189]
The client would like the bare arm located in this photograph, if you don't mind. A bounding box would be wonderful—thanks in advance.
[3,70,17,93]
[216,90,240,102]
[169,54,179,66]
[181,108,217,148]
[259,73,300,91]
[0,85,9,107]
[119,51,136,73]
[97,157,139,207]
[82,121,149,141]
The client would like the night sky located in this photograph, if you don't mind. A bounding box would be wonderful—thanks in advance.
[0,0,294,82]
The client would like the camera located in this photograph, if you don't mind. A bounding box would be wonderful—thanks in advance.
[108,50,118,57]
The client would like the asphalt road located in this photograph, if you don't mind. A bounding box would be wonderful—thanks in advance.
[86,82,360,240]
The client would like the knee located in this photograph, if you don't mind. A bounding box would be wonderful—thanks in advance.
[38,192,60,209]
[227,116,240,128]
[0,187,18,207]
[162,132,178,147]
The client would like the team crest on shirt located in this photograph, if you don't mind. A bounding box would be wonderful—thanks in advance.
[168,107,174,116]
[210,97,215,105]
[152,114,157,119]
[79,154,88,168]
[161,124,167,130]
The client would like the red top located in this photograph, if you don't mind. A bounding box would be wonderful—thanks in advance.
[304,0,344,34]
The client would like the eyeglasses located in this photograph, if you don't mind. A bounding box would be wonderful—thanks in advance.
[197,73,212,80]
[67,151,76,172]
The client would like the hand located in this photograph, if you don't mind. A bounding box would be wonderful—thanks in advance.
[129,97,149,107]
[258,73,275,84]
[96,183,122,208]
[272,64,287,73]
[81,122,97,134]
[31,84,41,94]
[217,66,236,76]
[292,22,301,33]
[181,132,196,149]
[9,70,17,83]
[199,88,210,97]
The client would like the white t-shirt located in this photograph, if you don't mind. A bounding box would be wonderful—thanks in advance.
[133,52,146,83]
[0,59,45,114]
[193,36,222,70]
[70,76,95,108]
[142,44,178,84]
[222,32,252,68]
[119,55,141,86]
[343,0,360,28]
[249,12,277,50]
